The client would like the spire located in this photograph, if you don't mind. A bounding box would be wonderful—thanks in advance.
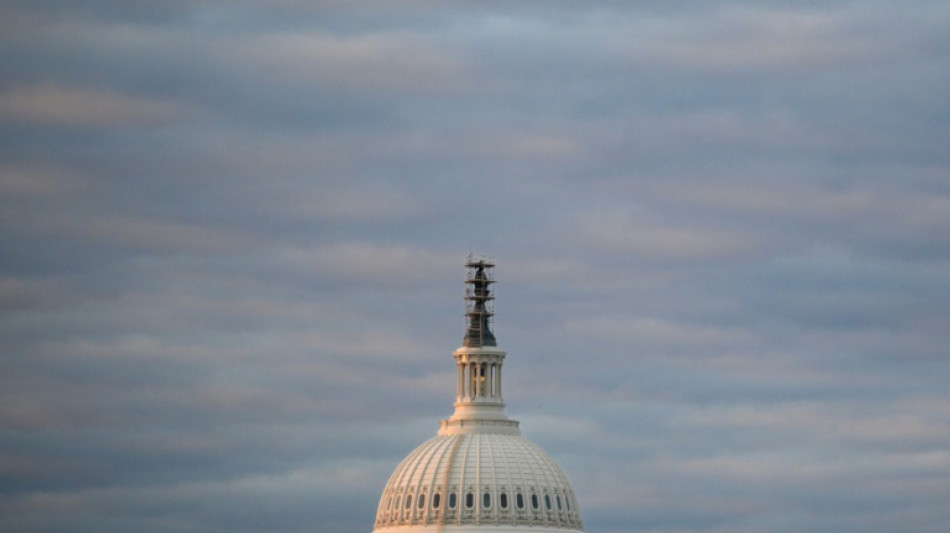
[463,256,496,347]
[439,256,519,436]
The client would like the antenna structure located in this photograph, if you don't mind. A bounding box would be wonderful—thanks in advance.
[463,255,496,347]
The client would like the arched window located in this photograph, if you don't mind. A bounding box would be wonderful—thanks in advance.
[516,493,525,509]
[544,494,552,511]
[556,495,562,510]
[500,492,508,509]
[483,492,491,508]
[418,492,426,509]
[448,492,457,509]
[565,495,571,511]
[531,493,539,510]
[405,494,412,509]
[465,492,474,509]
[432,493,441,510]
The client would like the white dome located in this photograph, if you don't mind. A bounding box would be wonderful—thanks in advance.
[371,259,584,533]
[373,433,583,532]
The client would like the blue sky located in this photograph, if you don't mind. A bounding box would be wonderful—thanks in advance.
[1,2,949,532]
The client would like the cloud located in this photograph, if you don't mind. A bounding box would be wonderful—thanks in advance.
[285,243,458,283]
[0,166,84,197]
[25,214,251,252]
[629,6,886,73]
[575,210,760,259]
[220,31,472,96]
[680,400,950,449]
[1,2,948,533]
[0,276,75,311]
[269,183,432,222]
[0,86,190,128]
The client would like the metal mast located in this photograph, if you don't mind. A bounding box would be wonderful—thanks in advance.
[463,256,496,347]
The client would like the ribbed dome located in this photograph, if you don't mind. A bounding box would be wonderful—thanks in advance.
[373,433,583,531]
[371,259,584,533]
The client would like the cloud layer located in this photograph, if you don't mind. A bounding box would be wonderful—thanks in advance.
[2,2,948,533]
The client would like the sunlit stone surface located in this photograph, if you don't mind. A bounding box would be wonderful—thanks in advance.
[371,258,584,533]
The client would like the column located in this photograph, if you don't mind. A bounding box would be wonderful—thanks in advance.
[465,363,472,400]
[480,363,487,397]
[490,363,497,398]
[488,363,495,398]
[497,364,502,399]
[473,363,479,399]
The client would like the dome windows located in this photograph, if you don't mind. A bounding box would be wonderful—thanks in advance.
[448,491,457,509]
[373,434,583,530]
[378,483,581,529]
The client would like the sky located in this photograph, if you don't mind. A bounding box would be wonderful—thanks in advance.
[1,1,949,532]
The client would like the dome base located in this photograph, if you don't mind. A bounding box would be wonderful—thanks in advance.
[373,434,583,532]
[438,417,520,436]
[373,526,582,533]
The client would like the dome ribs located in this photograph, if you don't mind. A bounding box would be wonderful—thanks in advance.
[374,434,583,530]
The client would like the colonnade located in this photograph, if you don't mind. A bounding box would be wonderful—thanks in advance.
[457,360,502,401]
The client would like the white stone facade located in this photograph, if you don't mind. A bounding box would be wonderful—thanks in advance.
[373,434,583,531]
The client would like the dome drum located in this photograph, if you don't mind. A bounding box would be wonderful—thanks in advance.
[438,417,520,436]
[374,434,582,531]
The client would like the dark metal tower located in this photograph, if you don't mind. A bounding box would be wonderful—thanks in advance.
[463,256,496,347]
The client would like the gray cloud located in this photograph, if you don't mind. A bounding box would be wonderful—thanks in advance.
[1,1,949,533]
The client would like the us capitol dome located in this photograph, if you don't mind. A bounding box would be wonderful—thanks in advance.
[371,258,584,533]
